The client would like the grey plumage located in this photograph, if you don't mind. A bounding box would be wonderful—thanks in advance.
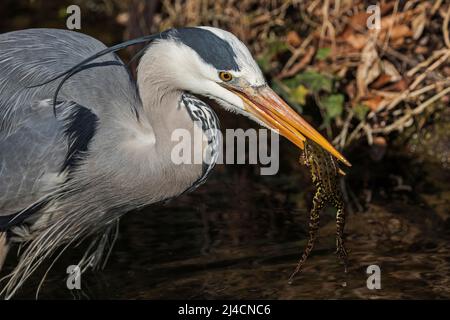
[0,28,213,298]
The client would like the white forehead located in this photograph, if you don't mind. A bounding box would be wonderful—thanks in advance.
[198,26,266,86]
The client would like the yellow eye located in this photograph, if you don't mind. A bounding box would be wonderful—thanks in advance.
[219,71,233,82]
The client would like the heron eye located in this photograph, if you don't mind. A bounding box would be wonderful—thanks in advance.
[219,71,233,82]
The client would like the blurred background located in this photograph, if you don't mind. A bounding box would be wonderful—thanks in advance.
[1,0,449,299]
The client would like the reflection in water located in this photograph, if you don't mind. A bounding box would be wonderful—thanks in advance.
[4,151,450,299]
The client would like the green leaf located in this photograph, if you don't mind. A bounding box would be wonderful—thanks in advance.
[284,71,333,93]
[290,85,309,106]
[322,94,344,119]
[58,7,67,18]
[256,55,271,73]
[257,39,289,72]
[354,103,370,121]
[272,80,303,113]
[316,47,331,60]
[267,40,289,56]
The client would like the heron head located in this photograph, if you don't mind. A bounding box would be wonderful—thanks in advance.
[145,27,350,166]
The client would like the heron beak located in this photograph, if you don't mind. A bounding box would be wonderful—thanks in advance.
[229,85,351,167]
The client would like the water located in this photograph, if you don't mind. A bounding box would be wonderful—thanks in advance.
[5,141,449,299]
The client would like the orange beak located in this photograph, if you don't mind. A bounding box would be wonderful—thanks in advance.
[229,85,351,167]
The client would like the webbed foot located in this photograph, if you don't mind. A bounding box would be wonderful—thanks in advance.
[335,236,348,273]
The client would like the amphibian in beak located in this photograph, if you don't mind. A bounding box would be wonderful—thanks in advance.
[289,140,348,283]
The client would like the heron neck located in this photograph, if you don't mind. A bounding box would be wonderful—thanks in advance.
[139,85,188,135]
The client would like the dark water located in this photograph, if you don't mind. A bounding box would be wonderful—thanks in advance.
[4,139,450,299]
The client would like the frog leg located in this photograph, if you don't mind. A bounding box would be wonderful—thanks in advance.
[288,187,324,283]
[333,197,348,273]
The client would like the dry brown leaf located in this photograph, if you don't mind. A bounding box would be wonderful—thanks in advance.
[380,15,397,30]
[371,74,392,89]
[350,12,370,30]
[392,37,406,48]
[362,96,383,111]
[357,39,380,97]
[382,60,401,82]
[379,2,396,15]
[384,79,408,92]
[370,136,387,161]
[415,46,428,55]
[345,33,368,50]
[412,11,427,40]
[367,60,382,85]
[251,14,271,26]
[371,60,403,90]
[373,136,387,146]
[286,31,302,48]
[116,12,129,25]
[390,25,413,40]
[380,12,413,31]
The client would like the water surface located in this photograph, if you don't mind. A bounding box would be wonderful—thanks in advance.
[5,145,449,299]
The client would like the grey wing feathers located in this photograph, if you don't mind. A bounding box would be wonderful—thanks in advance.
[0,99,65,216]
[0,29,136,133]
[0,29,138,218]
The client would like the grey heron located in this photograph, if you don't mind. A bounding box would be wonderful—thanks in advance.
[0,27,350,298]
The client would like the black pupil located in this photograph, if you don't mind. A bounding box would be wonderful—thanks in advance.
[222,73,231,80]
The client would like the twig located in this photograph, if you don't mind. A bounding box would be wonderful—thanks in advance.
[345,121,365,146]
[372,87,450,134]
[381,0,400,54]
[376,50,450,113]
[319,0,337,55]
[282,34,314,71]
[409,50,449,91]
[333,109,354,149]
[406,49,448,77]
[444,4,450,49]
[383,46,418,68]
[431,0,443,16]
[277,47,315,79]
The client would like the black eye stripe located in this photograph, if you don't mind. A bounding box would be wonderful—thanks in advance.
[171,27,240,71]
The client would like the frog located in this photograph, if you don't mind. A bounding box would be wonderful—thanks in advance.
[288,140,348,283]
